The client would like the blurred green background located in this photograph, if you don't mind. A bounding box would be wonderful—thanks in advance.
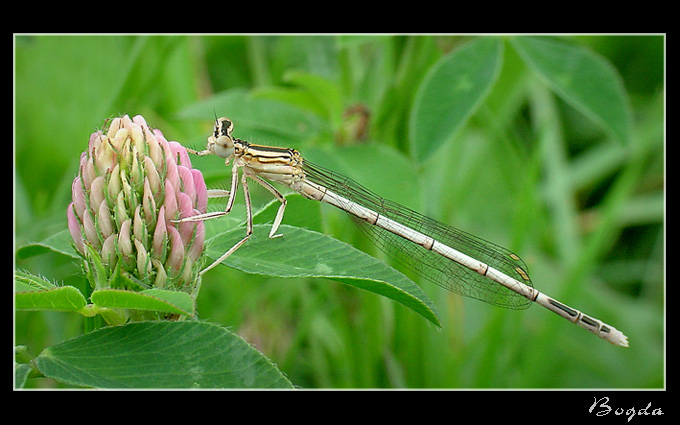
[14,35,664,388]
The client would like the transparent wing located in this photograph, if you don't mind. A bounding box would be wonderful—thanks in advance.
[302,159,532,309]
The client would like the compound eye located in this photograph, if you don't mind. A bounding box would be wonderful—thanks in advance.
[216,117,233,138]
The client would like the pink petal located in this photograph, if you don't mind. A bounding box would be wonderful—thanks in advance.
[164,153,180,194]
[152,206,167,259]
[97,200,114,239]
[83,210,100,250]
[88,131,103,155]
[168,141,192,168]
[101,234,117,265]
[166,226,184,273]
[142,178,157,225]
[67,203,85,255]
[176,192,194,245]
[89,176,106,212]
[153,128,169,145]
[117,219,133,256]
[143,157,161,194]
[188,217,205,262]
[132,115,148,128]
[146,128,164,168]
[106,117,122,138]
[82,157,97,190]
[71,176,87,221]
[164,180,178,222]
[178,166,196,204]
[191,169,208,214]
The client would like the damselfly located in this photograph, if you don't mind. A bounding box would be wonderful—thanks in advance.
[178,117,628,347]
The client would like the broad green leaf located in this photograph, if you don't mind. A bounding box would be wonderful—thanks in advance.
[205,224,440,327]
[410,37,503,162]
[15,270,87,312]
[16,229,80,260]
[511,36,632,145]
[34,321,293,388]
[90,288,195,316]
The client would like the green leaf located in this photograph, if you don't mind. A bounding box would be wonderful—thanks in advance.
[15,270,87,312]
[34,321,293,388]
[282,70,344,127]
[250,86,328,118]
[177,87,326,144]
[304,144,422,209]
[15,363,33,389]
[15,287,87,312]
[205,224,440,327]
[90,288,194,316]
[252,193,323,233]
[511,36,632,144]
[15,269,58,291]
[16,229,80,260]
[410,37,503,162]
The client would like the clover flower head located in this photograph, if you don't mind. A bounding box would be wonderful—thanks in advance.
[67,115,207,292]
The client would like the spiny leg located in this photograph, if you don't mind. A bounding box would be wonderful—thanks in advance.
[200,170,254,276]
[207,189,230,198]
[185,147,213,156]
[248,174,287,239]
[174,162,240,224]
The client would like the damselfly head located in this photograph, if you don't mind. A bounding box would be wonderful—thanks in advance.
[207,117,235,159]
